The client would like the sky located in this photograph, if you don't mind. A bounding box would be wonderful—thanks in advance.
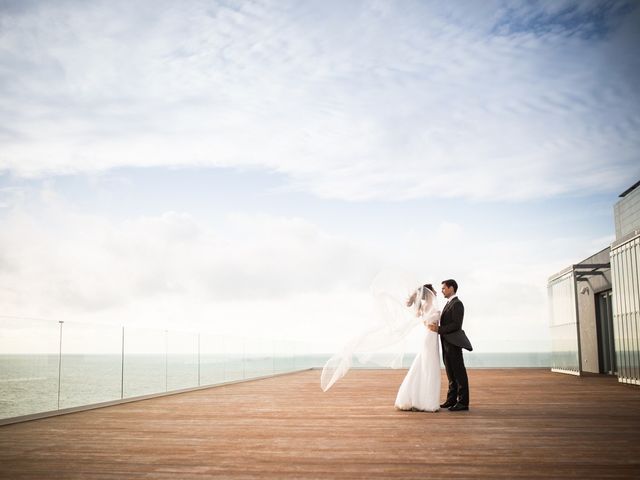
[1,0,639,354]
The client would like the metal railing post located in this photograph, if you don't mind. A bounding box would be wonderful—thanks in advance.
[121,326,125,399]
[57,321,64,410]
[164,330,168,392]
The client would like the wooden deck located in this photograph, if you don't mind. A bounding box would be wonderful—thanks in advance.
[1,369,639,479]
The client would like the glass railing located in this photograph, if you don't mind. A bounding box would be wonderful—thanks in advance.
[1,316,553,422]
[0,316,326,422]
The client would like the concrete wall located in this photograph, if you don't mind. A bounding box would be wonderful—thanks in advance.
[576,248,612,374]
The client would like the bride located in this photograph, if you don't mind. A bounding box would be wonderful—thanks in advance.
[394,284,441,412]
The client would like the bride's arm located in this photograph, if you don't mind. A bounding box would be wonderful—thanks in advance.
[423,309,440,326]
[406,291,417,307]
[407,291,424,318]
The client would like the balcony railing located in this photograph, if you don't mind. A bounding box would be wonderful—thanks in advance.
[0,316,325,423]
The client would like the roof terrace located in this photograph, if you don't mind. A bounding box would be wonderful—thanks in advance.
[1,369,639,479]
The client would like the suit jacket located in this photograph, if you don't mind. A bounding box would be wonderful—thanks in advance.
[438,297,473,351]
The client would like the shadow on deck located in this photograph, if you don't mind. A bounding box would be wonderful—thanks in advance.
[1,369,639,479]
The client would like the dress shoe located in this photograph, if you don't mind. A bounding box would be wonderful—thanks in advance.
[448,403,469,411]
[440,401,456,409]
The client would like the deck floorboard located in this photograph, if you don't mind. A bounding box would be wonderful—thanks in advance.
[1,369,639,479]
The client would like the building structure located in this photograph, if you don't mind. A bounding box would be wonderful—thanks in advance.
[548,180,640,385]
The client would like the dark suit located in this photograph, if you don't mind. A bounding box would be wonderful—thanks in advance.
[438,296,472,406]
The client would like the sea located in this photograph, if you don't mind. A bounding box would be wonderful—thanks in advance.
[0,352,550,420]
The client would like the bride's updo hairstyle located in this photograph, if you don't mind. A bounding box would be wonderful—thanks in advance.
[422,284,436,298]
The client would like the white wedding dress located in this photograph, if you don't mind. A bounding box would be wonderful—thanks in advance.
[394,302,441,412]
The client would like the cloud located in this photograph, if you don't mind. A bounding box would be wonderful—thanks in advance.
[0,182,565,352]
[0,0,638,201]
[0,193,382,346]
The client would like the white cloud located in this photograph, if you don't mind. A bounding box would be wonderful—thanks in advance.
[0,195,382,348]
[0,0,638,200]
[0,186,564,352]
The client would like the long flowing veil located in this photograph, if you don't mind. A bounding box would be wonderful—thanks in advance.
[320,269,437,391]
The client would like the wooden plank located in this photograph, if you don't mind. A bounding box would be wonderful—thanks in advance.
[1,369,639,479]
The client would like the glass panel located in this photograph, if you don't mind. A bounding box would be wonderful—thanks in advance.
[547,272,579,372]
[294,340,313,370]
[59,321,122,409]
[223,336,245,382]
[612,252,625,380]
[310,342,331,370]
[209,334,244,385]
[624,245,632,380]
[608,292,617,374]
[199,332,227,386]
[612,251,626,380]
[621,245,631,381]
[167,330,198,391]
[274,339,294,374]
[0,317,60,419]
[2,315,327,421]
[292,340,323,370]
[123,327,166,398]
[244,337,273,379]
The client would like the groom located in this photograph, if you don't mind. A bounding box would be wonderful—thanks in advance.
[428,279,472,411]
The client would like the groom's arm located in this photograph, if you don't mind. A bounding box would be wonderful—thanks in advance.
[438,302,464,334]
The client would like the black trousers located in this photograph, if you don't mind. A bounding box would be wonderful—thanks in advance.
[442,341,469,406]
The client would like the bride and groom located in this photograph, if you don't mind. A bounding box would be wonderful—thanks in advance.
[320,274,472,412]
[394,279,472,412]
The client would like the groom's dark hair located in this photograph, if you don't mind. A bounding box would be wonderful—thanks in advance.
[442,279,458,293]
